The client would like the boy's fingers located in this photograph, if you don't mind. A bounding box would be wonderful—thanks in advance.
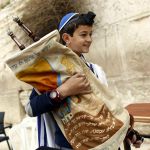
[133,140,143,147]
[126,138,131,145]
[74,72,86,77]
[131,134,136,143]
[81,89,92,94]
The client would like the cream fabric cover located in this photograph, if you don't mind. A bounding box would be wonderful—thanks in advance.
[5,30,130,150]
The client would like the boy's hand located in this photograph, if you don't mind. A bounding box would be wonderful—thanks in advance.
[57,72,92,99]
[126,129,144,148]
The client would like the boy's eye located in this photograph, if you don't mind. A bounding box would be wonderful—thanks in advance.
[79,32,92,37]
[80,34,86,37]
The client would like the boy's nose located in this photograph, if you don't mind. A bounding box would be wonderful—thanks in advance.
[86,35,92,42]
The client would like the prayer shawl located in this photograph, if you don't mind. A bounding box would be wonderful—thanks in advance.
[5,30,130,150]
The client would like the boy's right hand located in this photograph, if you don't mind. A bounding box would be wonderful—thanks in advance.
[57,72,92,99]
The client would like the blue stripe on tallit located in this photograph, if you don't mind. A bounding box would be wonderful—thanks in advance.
[37,115,41,147]
[57,73,62,86]
[90,64,98,78]
[44,120,47,146]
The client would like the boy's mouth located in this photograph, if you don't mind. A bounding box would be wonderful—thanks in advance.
[83,44,91,48]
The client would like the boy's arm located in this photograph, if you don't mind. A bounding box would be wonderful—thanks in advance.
[25,89,59,117]
[25,72,91,117]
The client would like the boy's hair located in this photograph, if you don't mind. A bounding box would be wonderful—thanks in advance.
[59,11,96,45]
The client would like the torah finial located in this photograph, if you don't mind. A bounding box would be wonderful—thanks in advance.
[7,29,25,50]
[13,16,40,42]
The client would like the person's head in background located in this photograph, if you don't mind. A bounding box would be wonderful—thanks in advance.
[58,11,96,56]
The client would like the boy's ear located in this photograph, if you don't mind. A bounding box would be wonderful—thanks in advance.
[62,33,71,44]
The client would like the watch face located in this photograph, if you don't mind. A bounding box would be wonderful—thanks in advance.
[50,91,57,99]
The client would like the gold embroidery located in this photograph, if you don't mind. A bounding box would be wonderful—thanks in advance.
[64,105,123,150]
[61,56,75,74]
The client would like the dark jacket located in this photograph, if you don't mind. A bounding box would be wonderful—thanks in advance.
[29,89,72,148]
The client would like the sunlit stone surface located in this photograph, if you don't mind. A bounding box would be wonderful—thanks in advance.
[0,0,150,149]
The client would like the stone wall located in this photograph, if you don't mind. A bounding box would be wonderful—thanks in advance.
[0,0,150,123]
[84,0,150,106]
[0,0,88,124]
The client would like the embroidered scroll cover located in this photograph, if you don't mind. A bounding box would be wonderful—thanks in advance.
[5,30,130,150]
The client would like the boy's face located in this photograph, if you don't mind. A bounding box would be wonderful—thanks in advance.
[66,25,93,56]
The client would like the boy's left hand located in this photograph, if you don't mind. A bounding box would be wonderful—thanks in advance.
[126,129,144,148]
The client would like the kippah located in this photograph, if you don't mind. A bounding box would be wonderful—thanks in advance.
[58,12,78,31]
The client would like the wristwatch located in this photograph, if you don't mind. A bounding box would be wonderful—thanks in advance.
[49,89,63,102]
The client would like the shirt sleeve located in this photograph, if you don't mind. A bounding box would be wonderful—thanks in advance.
[25,88,60,117]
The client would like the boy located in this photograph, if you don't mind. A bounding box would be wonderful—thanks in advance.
[26,11,142,149]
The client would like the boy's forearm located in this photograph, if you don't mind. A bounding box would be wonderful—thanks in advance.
[26,89,60,117]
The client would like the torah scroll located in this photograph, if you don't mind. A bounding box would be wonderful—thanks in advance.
[5,30,130,150]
